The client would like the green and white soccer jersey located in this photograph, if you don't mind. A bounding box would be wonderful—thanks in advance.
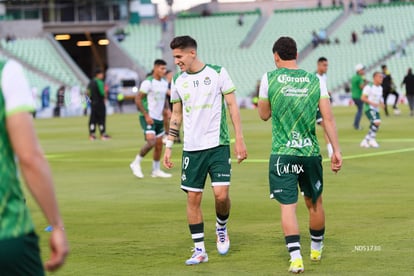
[171,64,235,151]
[362,84,383,112]
[0,59,35,239]
[139,76,169,121]
[259,68,329,156]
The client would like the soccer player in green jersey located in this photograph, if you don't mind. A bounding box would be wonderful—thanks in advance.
[351,64,369,130]
[163,36,247,265]
[258,37,342,273]
[0,59,69,274]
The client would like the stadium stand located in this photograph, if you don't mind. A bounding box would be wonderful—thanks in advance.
[299,3,414,93]
[118,23,163,74]
[0,37,82,87]
[174,8,343,98]
[174,11,261,99]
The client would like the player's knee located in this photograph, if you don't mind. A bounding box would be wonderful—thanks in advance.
[214,192,229,204]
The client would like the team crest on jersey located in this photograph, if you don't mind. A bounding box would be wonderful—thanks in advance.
[182,81,189,88]
[204,77,211,85]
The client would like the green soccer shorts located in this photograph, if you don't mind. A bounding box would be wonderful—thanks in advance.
[139,116,164,138]
[365,109,381,124]
[0,231,44,276]
[181,145,231,192]
[268,154,323,204]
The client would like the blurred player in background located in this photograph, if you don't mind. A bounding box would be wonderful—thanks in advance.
[163,35,247,265]
[315,57,333,158]
[0,58,69,274]
[258,37,342,274]
[87,68,111,140]
[401,68,414,116]
[360,72,384,148]
[381,64,400,116]
[130,59,172,178]
[351,64,368,130]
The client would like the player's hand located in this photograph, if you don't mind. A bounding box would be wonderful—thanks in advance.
[234,138,247,164]
[45,227,69,272]
[144,114,154,125]
[163,148,174,169]
[330,151,342,173]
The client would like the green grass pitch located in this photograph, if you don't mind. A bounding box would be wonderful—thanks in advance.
[28,105,413,275]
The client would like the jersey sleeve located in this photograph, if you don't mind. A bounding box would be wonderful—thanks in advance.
[362,85,370,96]
[1,60,35,116]
[258,73,269,100]
[139,79,151,94]
[219,67,236,95]
[170,77,181,103]
[319,78,329,99]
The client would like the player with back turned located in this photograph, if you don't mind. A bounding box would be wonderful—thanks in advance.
[258,37,342,274]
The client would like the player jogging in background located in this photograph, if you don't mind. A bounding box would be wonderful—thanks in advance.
[130,59,172,178]
[360,72,384,148]
[315,57,333,158]
[258,37,342,274]
[163,35,247,265]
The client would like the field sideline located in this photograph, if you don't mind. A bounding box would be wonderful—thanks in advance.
[28,105,413,275]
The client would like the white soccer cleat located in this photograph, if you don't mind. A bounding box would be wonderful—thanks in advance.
[360,140,370,148]
[393,108,401,115]
[130,162,144,178]
[151,169,172,178]
[368,139,379,148]
[185,248,208,265]
[216,226,230,255]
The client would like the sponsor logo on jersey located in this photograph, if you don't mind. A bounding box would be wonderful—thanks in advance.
[281,86,309,97]
[285,131,313,148]
[182,81,189,89]
[204,77,211,85]
[277,74,310,84]
[275,157,305,176]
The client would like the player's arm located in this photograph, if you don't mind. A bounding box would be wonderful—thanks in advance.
[163,101,183,169]
[257,73,271,121]
[135,91,153,125]
[258,99,271,121]
[319,98,342,172]
[6,112,69,271]
[224,92,247,163]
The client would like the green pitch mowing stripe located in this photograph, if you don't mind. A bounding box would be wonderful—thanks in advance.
[45,147,414,164]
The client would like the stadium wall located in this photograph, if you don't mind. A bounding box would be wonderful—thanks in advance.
[0,19,43,38]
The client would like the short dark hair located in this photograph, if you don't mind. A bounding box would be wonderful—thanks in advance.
[170,36,197,50]
[381,64,387,70]
[318,57,328,63]
[373,71,381,78]
[272,36,297,61]
[154,59,167,66]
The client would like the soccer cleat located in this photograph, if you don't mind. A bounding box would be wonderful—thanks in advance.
[101,134,111,140]
[89,134,97,141]
[151,170,172,178]
[360,140,370,148]
[185,248,208,265]
[216,226,230,255]
[288,258,304,274]
[310,243,324,261]
[368,139,379,148]
[130,162,144,178]
[393,108,401,115]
